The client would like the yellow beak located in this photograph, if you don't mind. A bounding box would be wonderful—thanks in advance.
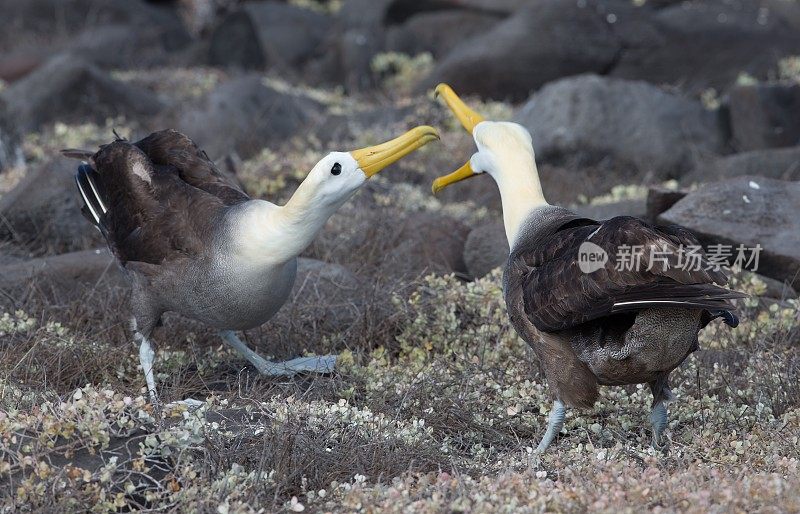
[431,84,485,194]
[435,83,485,133]
[351,125,440,177]
[431,161,477,195]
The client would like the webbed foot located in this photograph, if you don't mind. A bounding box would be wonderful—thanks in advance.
[220,331,337,377]
[255,354,337,376]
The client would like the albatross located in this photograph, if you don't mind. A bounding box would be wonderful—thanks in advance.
[63,126,438,405]
[430,84,744,451]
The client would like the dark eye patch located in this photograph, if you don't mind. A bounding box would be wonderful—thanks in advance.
[331,163,342,175]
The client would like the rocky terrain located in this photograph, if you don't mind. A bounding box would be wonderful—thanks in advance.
[0,0,799,512]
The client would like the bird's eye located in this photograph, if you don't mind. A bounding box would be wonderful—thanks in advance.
[331,163,342,175]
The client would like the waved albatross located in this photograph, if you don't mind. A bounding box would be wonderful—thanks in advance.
[64,126,438,405]
[430,84,744,451]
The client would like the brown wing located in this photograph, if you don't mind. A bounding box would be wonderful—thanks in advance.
[134,129,249,206]
[518,216,745,332]
[88,139,227,266]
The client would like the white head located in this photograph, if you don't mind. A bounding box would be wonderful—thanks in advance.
[294,126,440,210]
[254,125,439,264]
[431,84,547,247]
[467,121,536,182]
[298,151,366,210]
[432,84,541,194]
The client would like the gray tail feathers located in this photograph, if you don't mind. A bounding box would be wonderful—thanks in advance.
[75,164,109,234]
[61,148,95,161]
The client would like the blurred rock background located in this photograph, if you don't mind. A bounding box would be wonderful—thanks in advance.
[2,0,798,290]
[1,1,799,511]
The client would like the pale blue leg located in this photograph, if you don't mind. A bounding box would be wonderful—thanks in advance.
[136,333,159,405]
[650,401,668,450]
[136,332,203,412]
[535,400,565,453]
[219,331,336,376]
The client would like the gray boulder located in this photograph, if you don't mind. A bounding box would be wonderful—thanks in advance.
[515,74,725,178]
[572,199,647,222]
[175,75,324,160]
[419,1,621,101]
[208,2,329,71]
[67,23,187,70]
[695,146,800,183]
[1,20,190,83]
[329,0,395,91]
[728,82,800,152]
[0,248,121,293]
[463,222,509,280]
[311,0,517,91]
[767,0,800,31]
[611,0,800,94]
[659,176,800,287]
[0,0,189,72]
[452,0,527,11]
[646,187,688,222]
[386,10,502,59]
[0,52,45,83]
[1,54,164,132]
[0,159,98,253]
[0,99,23,173]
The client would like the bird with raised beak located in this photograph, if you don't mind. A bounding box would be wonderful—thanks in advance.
[64,125,439,407]
[431,84,744,452]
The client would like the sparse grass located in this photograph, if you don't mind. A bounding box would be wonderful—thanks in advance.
[113,67,227,101]
[1,265,798,512]
[0,165,26,196]
[22,118,137,166]
[288,0,343,14]
[779,56,800,82]
[372,52,434,97]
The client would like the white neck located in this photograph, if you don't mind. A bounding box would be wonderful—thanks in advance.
[272,179,347,260]
[489,153,548,249]
[235,180,348,266]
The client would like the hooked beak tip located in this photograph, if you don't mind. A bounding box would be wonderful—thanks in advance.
[433,83,450,100]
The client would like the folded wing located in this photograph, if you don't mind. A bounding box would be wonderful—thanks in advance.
[521,216,746,332]
[70,130,249,267]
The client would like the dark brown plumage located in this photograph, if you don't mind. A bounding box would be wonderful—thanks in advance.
[76,129,247,267]
[511,215,742,333]
[504,208,744,417]
[429,84,746,451]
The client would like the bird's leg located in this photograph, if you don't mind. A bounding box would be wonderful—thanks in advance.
[649,376,673,450]
[131,313,203,415]
[650,401,668,450]
[219,331,336,376]
[135,332,159,406]
[535,400,565,453]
